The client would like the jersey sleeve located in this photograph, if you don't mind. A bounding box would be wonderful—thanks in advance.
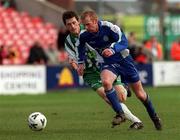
[101,21,128,53]
[64,36,78,62]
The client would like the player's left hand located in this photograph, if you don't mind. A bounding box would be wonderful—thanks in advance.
[102,48,114,57]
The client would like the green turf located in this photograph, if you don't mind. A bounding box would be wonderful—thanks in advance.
[0,86,180,140]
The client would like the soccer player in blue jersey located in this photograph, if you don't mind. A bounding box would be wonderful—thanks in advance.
[62,11,143,129]
[77,10,162,130]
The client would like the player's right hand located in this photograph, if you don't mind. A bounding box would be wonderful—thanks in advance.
[102,48,114,57]
[69,58,78,70]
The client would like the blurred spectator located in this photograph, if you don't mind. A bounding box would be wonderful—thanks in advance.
[134,47,149,64]
[57,28,69,63]
[170,38,180,61]
[0,45,5,64]
[44,43,60,65]
[0,45,21,64]
[58,50,68,63]
[128,32,139,47]
[144,36,163,61]
[57,28,69,51]
[128,32,140,60]
[6,46,21,64]
[128,32,151,64]
[27,42,48,64]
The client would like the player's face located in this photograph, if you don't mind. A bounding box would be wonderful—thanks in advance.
[82,16,98,33]
[65,17,80,35]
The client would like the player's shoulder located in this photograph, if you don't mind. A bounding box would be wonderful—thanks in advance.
[100,20,114,27]
[64,34,72,44]
[79,29,90,39]
[100,20,121,33]
[65,34,70,42]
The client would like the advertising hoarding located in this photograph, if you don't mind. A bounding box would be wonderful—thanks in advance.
[0,65,46,94]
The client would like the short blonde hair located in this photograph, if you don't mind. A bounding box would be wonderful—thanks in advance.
[81,10,98,21]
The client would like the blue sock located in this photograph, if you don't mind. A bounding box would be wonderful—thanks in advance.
[142,95,156,119]
[105,88,124,114]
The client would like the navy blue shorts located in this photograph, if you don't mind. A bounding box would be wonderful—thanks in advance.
[101,55,140,84]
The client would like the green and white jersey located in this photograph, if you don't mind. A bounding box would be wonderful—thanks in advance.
[65,33,79,62]
[64,25,100,74]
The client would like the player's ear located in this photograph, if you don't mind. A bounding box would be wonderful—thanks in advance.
[92,18,98,24]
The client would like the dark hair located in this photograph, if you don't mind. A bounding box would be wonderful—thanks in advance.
[62,11,79,25]
[129,32,135,36]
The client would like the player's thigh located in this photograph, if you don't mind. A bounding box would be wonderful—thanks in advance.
[100,69,117,84]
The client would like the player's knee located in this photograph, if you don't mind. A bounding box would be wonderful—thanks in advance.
[102,80,113,90]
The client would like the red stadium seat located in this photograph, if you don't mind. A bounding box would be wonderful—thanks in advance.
[0,6,58,64]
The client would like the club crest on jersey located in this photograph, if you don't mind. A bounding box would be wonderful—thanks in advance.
[103,35,109,42]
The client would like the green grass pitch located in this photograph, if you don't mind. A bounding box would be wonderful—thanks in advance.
[0,86,180,140]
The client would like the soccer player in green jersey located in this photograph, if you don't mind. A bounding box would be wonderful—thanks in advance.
[62,11,143,129]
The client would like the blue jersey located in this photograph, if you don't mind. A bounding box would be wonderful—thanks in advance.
[78,21,140,83]
[78,21,129,64]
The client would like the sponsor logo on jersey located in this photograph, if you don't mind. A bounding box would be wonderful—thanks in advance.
[89,41,96,44]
